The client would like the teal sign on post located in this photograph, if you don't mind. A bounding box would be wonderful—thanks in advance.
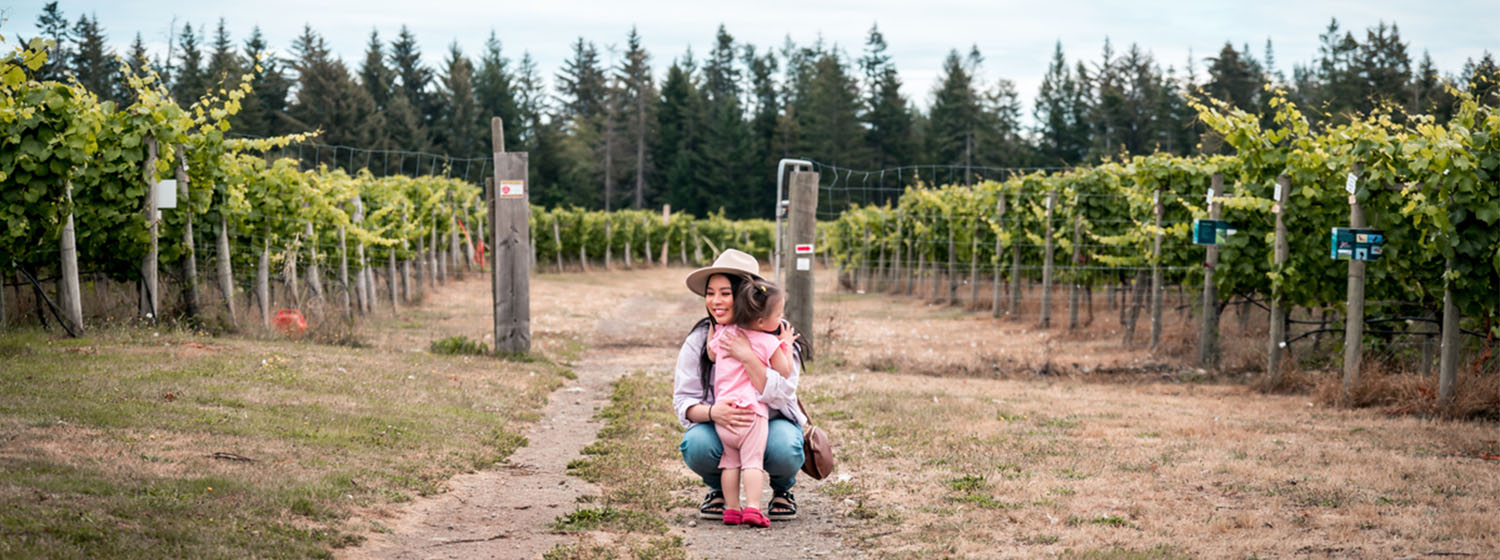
[1192,219,1234,245]
[1330,228,1384,261]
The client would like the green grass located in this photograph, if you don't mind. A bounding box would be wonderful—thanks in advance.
[0,325,570,558]
[555,370,690,557]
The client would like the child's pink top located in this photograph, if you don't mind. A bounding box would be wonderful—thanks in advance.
[707,325,784,417]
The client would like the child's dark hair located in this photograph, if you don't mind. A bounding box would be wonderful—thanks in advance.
[733,278,783,329]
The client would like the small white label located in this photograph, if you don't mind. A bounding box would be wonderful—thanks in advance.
[1273,183,1283,202]
[1272,203,1282,215]
[796,257,811,271]
[500,180,525,199]
[1345,173,1357,194]
[156,180,177,209]
[1205,188,1214,206]
[1153,191,1160,206]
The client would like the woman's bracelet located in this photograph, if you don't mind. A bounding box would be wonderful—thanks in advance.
[707,403,715,423]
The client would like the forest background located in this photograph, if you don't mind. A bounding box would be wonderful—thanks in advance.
[7,2,1499,218]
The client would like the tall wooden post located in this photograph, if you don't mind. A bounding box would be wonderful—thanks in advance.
[305,223,323,303]
[257,239,271,326]
[175,146,200,320]
[217,212,237,326]
[1199,174,1224,367]
[59,180,83,333]
[1341,168,1366,403]
[1150,189,1164,352]
[1267,176,1290,382]
[1068,204,1082,330]
[492,117,531,353]
[968,222,980,307]
[1040,190,1057,328]
[893,208,905,294]
[1437,257,1461,409]
[339,225,351,316]
[787,170,819,360]
[992,196,1006,318]
[141,137,159,324]
[946,211,958,305]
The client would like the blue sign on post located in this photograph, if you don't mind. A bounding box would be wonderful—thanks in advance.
[1192,219,1234,245]
[1330,228,1384,261]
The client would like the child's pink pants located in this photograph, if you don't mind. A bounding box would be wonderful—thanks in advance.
[715,412,768,471]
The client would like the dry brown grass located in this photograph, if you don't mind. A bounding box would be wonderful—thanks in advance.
[810,272,1500,558]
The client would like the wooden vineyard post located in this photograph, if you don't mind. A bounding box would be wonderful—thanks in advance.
[1068,200,1082,330]
[339,225,351,316]
[892,208,905,295]
[305,223,324,303]
[217,210,237,326]
[787,170,818,360]
[174,146,200,320]
[969,222,980,307]
[1009,197,1022,318]
[1267,176,1290,383]
[1199,174,1224,368]
[59,180,83,334]
[141,137,159,324]
[1341,167,1366,404]
[492,117,531,354]
[946,211,958,305]
[1040,190,1057,328]
[992,196,1006,318]
[1438,256,1461,409]
[257,239,271,326]
[1149,189,1164,352]
[387,250,399,312]
[552,216,564,272]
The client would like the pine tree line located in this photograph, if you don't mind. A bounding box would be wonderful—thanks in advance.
[24,3,1500,218]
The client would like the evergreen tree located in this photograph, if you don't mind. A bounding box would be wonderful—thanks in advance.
[234,26,291,137]
[474,31,522,150]
[172,23,208,104]
[514,52,564,206]
[928,49,981,182]
[126,33,150,77]
[389,26,435,132]
[33,2,72,81]
[360,30,393,110]
[287,25,383,152]
[978,77,1027,168]
[656,54,709,216]
[799,49,866,171]
[1356,22,1411,113]
[861,24,916,177]
[700,26,756,216]
[617,27,657,209]
[1461,52,1499,107]
[1311,18,1362,119]
[434,43,483,158]
[206,19,243,91]
[557,38,606,121]
[1203,42,1261,113]
[70,14,118,100]
[1034,41,1089,165]
[746,46,781,206]
[1409,50,1450,119]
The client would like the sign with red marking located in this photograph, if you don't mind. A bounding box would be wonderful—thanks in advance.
[795,244,814,254]
[500,180,525,198]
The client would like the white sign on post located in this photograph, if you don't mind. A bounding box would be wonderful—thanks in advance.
[1344,173,1358,194]
[499,180,525,199]
[796,257,811,271]
[156,180,177,209]
[1273,182,1283,202]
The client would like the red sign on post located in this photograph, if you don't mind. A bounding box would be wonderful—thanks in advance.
[795,244,814,254]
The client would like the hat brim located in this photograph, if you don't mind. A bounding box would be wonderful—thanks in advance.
[685,267,760,296]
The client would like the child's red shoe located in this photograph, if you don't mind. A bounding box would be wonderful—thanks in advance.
[741,507,769,528]
[722,508,743,525]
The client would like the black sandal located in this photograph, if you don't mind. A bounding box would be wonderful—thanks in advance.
[699,489,725,519]
[768,490,798,521]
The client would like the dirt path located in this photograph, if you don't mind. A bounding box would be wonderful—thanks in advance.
[342,268,857,559]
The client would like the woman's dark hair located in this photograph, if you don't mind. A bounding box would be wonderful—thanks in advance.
[690,274,805,400]
[733,279,783,329]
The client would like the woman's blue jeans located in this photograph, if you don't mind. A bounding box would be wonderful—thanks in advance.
[680,418,804,493]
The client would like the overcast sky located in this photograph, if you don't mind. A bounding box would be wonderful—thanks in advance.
[2,0,1496,117]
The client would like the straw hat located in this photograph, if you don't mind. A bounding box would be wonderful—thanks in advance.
[684,249,763,296]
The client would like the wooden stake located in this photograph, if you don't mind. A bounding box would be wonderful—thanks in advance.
[1150,189,1164,353]
[59,179,83,333]
[1040,190,1057,328]
[992,196,1006,318]
[141,137,159,323]
[1199,174,1224,368]
[1267,176,1290,382]
[492,117,531,353]
[175,146,200,320]
[1341,167,1367,403]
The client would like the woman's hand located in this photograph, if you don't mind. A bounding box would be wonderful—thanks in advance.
[710,402,757,430]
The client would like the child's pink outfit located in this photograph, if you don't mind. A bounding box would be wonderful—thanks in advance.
[707,325,785,471]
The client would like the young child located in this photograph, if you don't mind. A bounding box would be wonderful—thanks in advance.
[706,278,794,528]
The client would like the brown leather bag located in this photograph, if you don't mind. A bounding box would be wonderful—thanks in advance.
[796,401,835,480]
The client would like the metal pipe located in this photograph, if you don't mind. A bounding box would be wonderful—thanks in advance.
[775,158,812,282]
